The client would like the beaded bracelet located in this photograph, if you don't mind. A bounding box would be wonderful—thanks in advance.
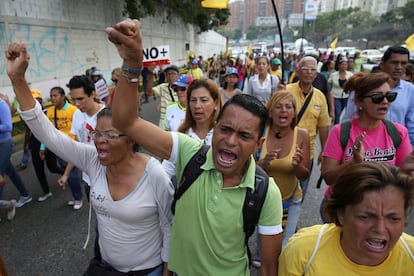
[121,71,140,83]
[121,64,143,75]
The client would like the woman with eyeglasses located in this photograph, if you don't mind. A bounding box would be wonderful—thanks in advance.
[161,75,192,180]
[163,75,192,132]
[5,43,173,275]
[320,72,412,222]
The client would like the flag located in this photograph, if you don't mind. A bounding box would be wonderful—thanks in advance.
[225,38,229,58]
[201,0,229,9]
[405,34,414,51]
[330,37,338,51]
[247,43,253,57]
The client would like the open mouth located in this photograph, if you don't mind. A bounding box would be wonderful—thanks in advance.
[278,116,288,123]
[218,149,237,167]
[98,149,109,160]
[377,107,388,114]
[365,238,386,250]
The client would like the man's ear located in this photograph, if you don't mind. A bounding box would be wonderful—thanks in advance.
[255,136,265,153]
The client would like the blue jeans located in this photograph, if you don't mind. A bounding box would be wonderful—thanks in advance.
[300,159,314,202]
[334,98,348,124]
[56,156,83,201]
[20,144,30,165]
[282,197,302,249]
[0,139,29,199]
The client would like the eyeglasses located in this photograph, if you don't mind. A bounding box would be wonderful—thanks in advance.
[363,92,397,104]
[300,67,317,72]
[90,130,126,140]
[111,79,118,84]
[173,86,186,92]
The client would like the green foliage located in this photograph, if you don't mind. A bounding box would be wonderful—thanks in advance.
[123,0,230,32]
[246,25,258,40]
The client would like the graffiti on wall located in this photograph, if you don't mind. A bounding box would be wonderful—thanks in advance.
[0,22,101,86]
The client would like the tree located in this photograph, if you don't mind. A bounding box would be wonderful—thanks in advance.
[123,0,230,32]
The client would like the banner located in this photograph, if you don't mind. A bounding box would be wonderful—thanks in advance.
[142,45,171,67]
[304,0,318,21]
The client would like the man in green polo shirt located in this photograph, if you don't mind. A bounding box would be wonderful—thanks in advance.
[108,19,283,276]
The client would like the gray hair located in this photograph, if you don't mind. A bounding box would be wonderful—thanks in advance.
[298,56,317,67]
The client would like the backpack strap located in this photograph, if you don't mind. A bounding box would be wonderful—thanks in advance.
[171,145,269,267]
[243,164,269,267]
[303,224,328,275]
[384,119,401,148]
[340,119,401,151]
[339,120,351,151]
[171,144,209,214]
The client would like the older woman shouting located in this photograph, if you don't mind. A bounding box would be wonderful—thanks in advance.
[279,162,414,275]
[5,42,173,276]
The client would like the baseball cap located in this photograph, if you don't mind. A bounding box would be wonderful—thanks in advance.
[226,67,239,77]
[31,88,42,99]
[165,65,179,73]
[272,58,281,65]
[173,75,193,88]
[91,69,102,76]
[340,57,348,63]
[192,59,198,65]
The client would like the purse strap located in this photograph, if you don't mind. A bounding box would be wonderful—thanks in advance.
[297,90,313,124]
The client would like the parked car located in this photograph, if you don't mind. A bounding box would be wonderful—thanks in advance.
[360,49,383,64]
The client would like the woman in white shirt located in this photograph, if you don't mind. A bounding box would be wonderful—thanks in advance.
[6,43,174,275]
[247,56,279,104]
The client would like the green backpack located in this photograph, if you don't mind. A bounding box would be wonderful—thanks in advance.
[340,119,401,150]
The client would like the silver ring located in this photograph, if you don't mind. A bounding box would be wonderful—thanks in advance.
[353,145,358,150]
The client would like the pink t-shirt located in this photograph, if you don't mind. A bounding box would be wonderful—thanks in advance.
[323,118,412,197]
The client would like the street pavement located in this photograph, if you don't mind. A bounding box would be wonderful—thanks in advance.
[1,96,413,275]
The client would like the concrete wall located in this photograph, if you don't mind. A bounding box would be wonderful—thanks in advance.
[0,0,226,99]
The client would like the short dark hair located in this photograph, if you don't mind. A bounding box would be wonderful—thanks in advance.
[325,162,414,226]
[67,75,95,96]
[381,46,409,63]
[217,94,268,138]
[50,86,65,96]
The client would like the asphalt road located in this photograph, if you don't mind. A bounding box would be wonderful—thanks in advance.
[1,96,413,275]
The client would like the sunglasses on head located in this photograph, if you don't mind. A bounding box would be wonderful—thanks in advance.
[173,86,186,92]
[363,92,397,104]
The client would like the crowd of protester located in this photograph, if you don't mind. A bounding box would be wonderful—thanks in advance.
[1,18,414,275]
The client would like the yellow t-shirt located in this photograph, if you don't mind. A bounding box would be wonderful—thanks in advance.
[188,68,204,80]
[286,82,331,158]
[46,101,77,140]
[279,224,414,275]
[271,69,282,78]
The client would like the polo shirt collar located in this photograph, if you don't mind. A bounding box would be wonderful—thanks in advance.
[201,148,256,190]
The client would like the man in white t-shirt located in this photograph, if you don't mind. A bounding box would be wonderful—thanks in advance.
[61,75,105,195]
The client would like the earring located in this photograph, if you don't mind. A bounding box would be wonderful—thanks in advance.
[359,106,363,111]
[214,107,217,111]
